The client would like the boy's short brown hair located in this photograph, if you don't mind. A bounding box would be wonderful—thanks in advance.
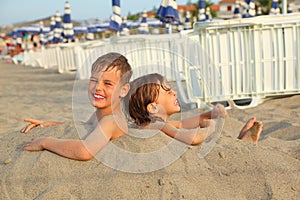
[91,52,132,84]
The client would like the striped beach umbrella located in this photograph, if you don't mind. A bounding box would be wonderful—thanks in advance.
[198,0,206,22]
[288,4,293,13]
[270,0,280,15]
[47,16,55,43]
[138,10,149,34]
[39,21,46,46]
[205,7,212,21]
[248,0,256,17]
[233,1,242,19]
[257,7,262,16]
[109,0,122,31]
[120,16,130,36]
[62,1,74,42]
[157,0,179,23]
[53,11,63,43]
[157,0,179,34]
[184,11,192,30]
[241,1,249,18]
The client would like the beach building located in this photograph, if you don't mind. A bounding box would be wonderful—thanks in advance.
[217,0,239,19]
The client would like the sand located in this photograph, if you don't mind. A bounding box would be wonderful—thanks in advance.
[0,61,299,199]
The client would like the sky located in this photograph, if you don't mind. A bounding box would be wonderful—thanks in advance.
[0,0,216,26]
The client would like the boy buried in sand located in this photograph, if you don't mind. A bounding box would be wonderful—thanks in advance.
[21,52,132,161]
[126,73,263,145]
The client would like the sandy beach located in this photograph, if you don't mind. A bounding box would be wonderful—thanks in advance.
[0,61,299,199]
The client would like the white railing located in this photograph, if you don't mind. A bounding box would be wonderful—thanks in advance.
[22,13,300,109]
[191,13,300,107]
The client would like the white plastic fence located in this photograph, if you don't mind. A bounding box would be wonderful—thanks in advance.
[190,13,300,107]
[22,13,300,108]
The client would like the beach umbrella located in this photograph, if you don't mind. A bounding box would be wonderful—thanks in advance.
[15,31,23,45]
[62,1,74,42]
[288,4,293,13]
[109,0,122,31]
[157,0,179,23]
[257,7,262,16]
[205,7,212,21]
[241,1,249,18]
[248,0,256,17]
[233,1,242,19]
[198,0,206,22]
[39,21,46,46]
[73,26,88,34]
[47,16,55,43]
[53,11,63,43]
[138,9,149,34]
[86,28,95,40]
[184,11,192,30]
[120,16,130,36]
[157,0,179,34]
[270,0,280,15]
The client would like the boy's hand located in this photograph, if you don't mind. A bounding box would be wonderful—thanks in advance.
[21,119,62,134]
[23,137,47,151]
[211,104,228,118]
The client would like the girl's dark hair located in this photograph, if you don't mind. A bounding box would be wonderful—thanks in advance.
[125,73,170,126]
[91,52,132,84]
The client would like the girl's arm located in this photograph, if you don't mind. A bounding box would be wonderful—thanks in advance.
[180,104,227,129]
[158,121,215,145]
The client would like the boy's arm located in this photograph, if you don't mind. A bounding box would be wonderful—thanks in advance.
[23,117,116,161]
[21,118,62,134]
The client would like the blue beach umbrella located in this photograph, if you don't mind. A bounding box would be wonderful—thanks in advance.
[184,11,192,30]
[120,16,130,36]
[53,11,63,43]
[241,1,249,18]
[157,0,179,34]
[39,21,46,46]
[73,26,88,34]
[205,7,212,21]
[109,0,122,31]
[157,0,179,23]
[270,0,280,15]
[257,7,262,16]
[138,9,149,34]
[86,28,95,40]
[47,16,55,43]
[233,1,242,19]
[62,1,74,42]
[248,0,256,17]
[198,0,206,22]
[288,4,293,13]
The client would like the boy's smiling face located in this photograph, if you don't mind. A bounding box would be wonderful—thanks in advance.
[88,67,122,112]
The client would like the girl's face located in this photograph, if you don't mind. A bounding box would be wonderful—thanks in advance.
[88,67,122,112]
[155,82,180,116]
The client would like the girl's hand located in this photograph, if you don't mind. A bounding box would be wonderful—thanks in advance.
[21,118,62,134]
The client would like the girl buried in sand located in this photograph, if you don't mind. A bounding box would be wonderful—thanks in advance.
[125,73,263,145]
